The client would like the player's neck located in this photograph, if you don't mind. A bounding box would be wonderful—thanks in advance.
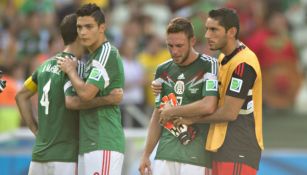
[63,43,81,58]
[63,47,73,55]
[88,35,107,53]
[222,39,239,56]
[180,48,198,66]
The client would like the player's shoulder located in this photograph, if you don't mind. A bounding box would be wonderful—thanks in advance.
[99,41,119,54]
[199,54,217,61]
[92,41,115,65]
[240,43,257,58]
[157,58,173,69]
[39,55,57,68]
[199,54,218,64]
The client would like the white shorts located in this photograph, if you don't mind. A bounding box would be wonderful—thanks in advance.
[153,160,212,175]
[28,161,77,175]
[78,150,124,175]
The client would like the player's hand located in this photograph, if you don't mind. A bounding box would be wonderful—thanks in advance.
[139,155,152,175]
[57,56,77,74]
[173,117,195,126]
[110,88,123,96]
[109,88,123,104]
[159,102,173,125]
[151,80,162,96]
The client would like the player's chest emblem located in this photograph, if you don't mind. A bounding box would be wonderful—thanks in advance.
[174,80,185,95]
[174,73,186,94]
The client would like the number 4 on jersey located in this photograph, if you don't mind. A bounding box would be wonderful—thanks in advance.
[40,79,51,115]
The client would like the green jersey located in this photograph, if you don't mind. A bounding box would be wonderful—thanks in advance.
[30,52,83,162]
[154,54,218,167]
[79,41,125,154]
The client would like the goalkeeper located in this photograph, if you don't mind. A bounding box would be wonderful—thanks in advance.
[139,17,218,175]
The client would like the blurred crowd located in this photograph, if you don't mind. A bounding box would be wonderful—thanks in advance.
[0,0,307,132]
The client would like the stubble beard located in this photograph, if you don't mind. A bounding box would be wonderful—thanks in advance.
[178,43,191,65]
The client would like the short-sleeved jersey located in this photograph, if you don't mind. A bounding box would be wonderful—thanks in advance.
[154,54,218,167]
[27,52,82,162]
[79,41,125,154]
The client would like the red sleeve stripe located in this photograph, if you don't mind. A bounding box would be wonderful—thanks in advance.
[240,63,245,77]
[235,63,245,77]
[235,64,240,75]
[235,64,241,76]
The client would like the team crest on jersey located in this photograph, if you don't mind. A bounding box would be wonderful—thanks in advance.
[89,68,102,81]
[174,80,185,94]
[230,77,243,93]
[206,80,218,91]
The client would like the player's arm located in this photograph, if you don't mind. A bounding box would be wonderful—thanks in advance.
[175,63,256,125]
[192,96,244,122]
[58,58,99,101]
[15,77,38,135]
[174,95,245,126]
[65,88,123,110]
[160,96,218,124]
[139,108,162,175]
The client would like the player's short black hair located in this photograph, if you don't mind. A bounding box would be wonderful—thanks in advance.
[166,17,194,39]
[76,3,105,25]
[60,13,78,45]
[208,8,240,39]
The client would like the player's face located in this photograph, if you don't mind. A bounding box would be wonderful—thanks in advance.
[166,32,192,66]
[77,16,105,51]
[205,17,228,51]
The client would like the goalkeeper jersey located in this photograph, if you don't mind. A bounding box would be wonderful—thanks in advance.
[79,41,125,154]
[154,54,218,167]
[26,52,83,162]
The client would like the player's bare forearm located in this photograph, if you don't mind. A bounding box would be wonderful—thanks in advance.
[176,96,245,125]
[175,111,232,126]
[139,108,161,175]
[160,96,218,122]
[189,107,236,124]
[143,108,162,157]
[65,88,123,110]
[15,87,38,135]
[101,88,123,105]
[66,70,92,99]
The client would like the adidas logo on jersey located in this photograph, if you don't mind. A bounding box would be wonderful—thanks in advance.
[178,73,185,80]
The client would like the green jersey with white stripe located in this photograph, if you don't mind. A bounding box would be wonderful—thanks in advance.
[31,52,83,162]
[79,41,125,154]
[154,54,218,167]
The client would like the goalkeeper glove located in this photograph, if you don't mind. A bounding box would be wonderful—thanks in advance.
[160,93,198,145]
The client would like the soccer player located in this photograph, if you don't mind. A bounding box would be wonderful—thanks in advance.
[57,3,125,175]
[15,14,122,175]
[138,17,218,175]
[157,8,263,175]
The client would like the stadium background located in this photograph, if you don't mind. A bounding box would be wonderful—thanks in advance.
[0,0,307,174]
